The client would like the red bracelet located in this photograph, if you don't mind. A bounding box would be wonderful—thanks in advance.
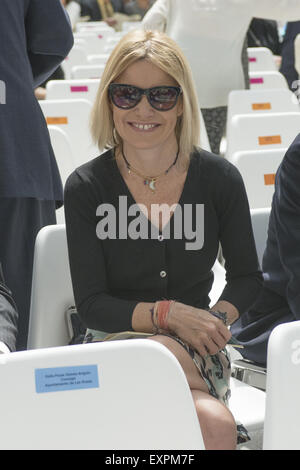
[156,300,175,330]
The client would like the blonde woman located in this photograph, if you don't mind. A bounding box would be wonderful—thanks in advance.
[64,30,262,450]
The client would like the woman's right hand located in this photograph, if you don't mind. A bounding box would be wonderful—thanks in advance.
[167,302,232,357]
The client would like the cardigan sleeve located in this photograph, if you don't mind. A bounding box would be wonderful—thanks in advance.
[25,0,74,87]
[215,162,263,314]
[64,170,139,333]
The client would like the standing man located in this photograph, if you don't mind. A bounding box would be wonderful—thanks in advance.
[0,0,73,350]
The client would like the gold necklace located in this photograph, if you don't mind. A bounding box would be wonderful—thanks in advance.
[121,149,179,193]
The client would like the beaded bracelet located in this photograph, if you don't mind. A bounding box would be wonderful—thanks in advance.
[150,300,176,332]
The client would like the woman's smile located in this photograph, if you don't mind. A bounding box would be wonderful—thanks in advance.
[128,121,161,132]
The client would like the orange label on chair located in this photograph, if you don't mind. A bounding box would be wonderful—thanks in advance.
[258,135,282,145]
[252,102,271,110]
[46,117,68,125]
[264,174,276,185]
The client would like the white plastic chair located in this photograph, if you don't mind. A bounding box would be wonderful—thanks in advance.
[74,31,114,55]
[226,112,300,159]
[199,109,211,152]
[61,46,88,80]
[0,340,204,450]
[27,224,266,447]
[250,207,271,267]
[27,225,73,349]
[87,53,109,65]
[122,21,143,32]
[230,149,285,209]
[247,47,277,72]
[46,79,100,105]
[227,89,300,125]
[295,34,300,76]
[263,321,300,450]
[209,259,226,307]
[249,71,288,90]
[48,126,76,224]
[71,64,105,79]
[48,126,75,186]
[39,99,99,166]
[76,21,114,32]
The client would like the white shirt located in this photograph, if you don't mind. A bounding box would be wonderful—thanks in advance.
[142,0,300,108]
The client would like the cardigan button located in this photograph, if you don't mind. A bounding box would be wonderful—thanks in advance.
[160,270,167,278]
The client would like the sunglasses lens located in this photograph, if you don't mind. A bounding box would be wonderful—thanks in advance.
[111,85,140,109]
[149,87,180,110]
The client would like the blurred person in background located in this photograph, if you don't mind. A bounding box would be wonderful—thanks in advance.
[0,0,73,350]
[123,0,155,18]
[142,0,300,155]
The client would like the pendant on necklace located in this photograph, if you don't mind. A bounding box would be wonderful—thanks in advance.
[144,178,156,192]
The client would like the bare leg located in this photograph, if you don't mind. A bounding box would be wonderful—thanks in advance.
[148,334,237,450]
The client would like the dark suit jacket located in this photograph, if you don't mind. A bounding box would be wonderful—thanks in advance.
[0,0,73,203]
[232,134,300,366]
[0,265,18,352]
[280,21,300,90]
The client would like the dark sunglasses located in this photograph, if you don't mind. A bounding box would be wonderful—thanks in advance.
[108,83,182,111]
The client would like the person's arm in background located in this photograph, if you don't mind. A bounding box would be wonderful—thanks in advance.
[0,265,18,353]
[141,0,170,31]
[25,0,74,88]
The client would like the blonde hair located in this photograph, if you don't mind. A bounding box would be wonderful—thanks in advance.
[90,29,201,161]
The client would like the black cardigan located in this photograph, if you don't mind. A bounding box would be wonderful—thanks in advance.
[64,147,262,332]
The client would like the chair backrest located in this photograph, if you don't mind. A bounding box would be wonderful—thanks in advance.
[87,53,109,65]
[0,340,204,450]
[71,64,105,80]
[62,46,88,80]
[209,260,226,307]
[227,89,299,125]
[39,99,99,166]
[247,47,277,72]
[263,320,300,450]
[76,21,114,32]
[249,71,288,89]
[226,112,300,158]
[122,21,143,32]
[48,125,75,186]
[74,31,115,55]
[46,79,100,105]
[230,149,285,209]
[250,207,271,267]
[28,225,74,349]
[199,109,211,152]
